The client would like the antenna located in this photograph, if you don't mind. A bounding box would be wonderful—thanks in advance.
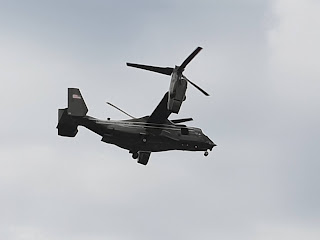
[106,102,136,119]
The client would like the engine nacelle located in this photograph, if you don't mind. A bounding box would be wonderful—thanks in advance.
[168,77,187,113]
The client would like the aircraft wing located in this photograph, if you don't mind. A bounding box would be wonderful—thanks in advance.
[147,92,171,124]
[138,151,151,165]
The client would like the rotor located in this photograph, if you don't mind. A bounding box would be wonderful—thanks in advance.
[127,47,210,96]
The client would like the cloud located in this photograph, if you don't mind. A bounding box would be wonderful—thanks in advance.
[0,0,319,240]
[268,0,320,105]
[265,0,320,227]
[256,222,320,240]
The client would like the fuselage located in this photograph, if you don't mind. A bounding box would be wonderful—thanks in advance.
[58,87,215,165]
[75,115,215,154]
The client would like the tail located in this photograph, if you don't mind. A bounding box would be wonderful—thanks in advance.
[57,88,88,137]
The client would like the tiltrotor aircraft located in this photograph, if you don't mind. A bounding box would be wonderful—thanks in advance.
[57,88,216,165]
[127,47,209,114]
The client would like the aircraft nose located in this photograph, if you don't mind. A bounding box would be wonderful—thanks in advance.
[206,139,216,149]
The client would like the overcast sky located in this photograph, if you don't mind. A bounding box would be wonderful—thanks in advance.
[0,0,319,239]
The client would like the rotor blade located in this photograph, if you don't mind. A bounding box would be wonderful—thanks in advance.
[182,74,210,96]
[106,102,136,119]
[178,47,203,72]
[171,118,193,124]
[127,63,173,76]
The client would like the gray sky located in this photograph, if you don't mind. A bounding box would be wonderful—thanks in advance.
[0,0,319,239]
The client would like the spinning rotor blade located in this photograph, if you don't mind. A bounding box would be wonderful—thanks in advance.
[106,102,136,119]
[127,63,173,76]
[182,74,210,96]
[171,118,193,124]
[178,47,203,72]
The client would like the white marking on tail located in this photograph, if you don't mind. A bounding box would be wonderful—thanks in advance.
[72,94,81,99]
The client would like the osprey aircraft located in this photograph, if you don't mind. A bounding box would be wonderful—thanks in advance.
[57,88,216,165]
[127,47,209,114]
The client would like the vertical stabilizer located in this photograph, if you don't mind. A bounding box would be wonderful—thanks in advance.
[67,88,88,116]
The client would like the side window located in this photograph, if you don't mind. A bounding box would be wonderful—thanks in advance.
[181,127,189,135]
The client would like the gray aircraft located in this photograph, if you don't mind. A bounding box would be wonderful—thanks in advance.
[127,47,209,114]
[57,88,216,165]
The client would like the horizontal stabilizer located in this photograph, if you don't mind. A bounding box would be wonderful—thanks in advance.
[127,63,173,76]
